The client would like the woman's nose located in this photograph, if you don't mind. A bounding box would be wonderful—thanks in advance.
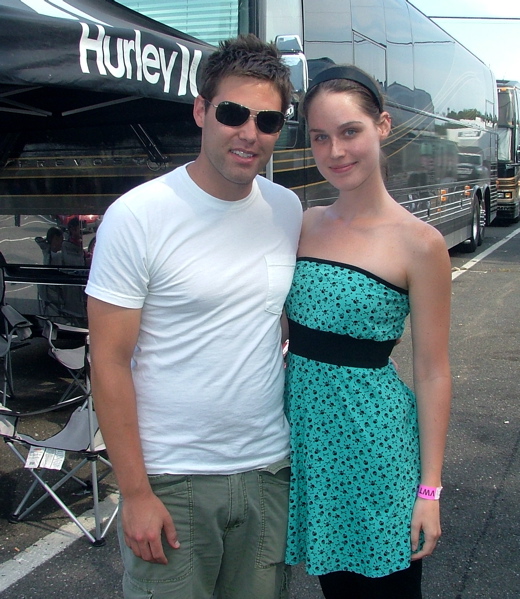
[330,137,345,157]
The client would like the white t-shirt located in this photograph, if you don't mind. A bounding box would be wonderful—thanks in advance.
[86,165,302,475]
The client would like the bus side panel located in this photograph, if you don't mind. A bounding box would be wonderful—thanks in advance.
[296,0,497,247]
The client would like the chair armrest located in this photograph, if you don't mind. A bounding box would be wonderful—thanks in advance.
[54,322,89,335]
[2,304,32,329]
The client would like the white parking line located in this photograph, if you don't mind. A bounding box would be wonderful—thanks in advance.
[452,227,520,280]
[0,493,118,593]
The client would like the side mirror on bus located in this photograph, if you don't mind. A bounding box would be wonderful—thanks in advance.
[275,34,309,110]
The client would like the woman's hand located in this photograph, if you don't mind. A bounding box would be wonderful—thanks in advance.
[410,498,441,560]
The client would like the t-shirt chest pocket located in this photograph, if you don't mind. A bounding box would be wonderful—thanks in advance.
[264,254,296,315]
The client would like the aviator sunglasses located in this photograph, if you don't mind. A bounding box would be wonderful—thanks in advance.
[205,100,286,134]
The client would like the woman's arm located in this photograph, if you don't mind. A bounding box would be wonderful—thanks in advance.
[407,227,452,559]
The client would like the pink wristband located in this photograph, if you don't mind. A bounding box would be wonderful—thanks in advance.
[417,484,442,500]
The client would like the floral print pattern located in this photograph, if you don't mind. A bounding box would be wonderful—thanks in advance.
[284,258,420,577]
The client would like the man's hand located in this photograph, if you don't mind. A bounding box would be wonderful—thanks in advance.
[122,492,180,564]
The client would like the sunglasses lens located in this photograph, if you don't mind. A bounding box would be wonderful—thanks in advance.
[257,111,285,134]
[215,101,250,127]
[214,101,285,134]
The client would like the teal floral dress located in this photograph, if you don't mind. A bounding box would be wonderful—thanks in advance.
[284,258,420,577]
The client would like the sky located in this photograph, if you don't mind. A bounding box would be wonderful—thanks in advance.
[408,0,520,82]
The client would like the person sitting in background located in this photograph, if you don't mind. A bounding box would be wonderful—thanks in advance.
[34,227,64,317]
[58,217,88,324]
[62,217,87,267]
[35,227,63,266]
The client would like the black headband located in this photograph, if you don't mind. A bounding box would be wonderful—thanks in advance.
[308,65,384,112]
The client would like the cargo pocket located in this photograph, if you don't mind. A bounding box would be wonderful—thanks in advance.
[119,474,194,587]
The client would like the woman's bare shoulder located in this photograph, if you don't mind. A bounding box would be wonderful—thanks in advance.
[392,204,446,252]
[301,205,327,232]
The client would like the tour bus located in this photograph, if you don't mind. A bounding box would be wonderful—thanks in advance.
[117,0,499,250]
[496,80,520,222]
[0,0,498,321]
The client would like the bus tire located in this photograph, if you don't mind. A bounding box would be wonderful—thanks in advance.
[477,201,485,245]
[461,202,480,253]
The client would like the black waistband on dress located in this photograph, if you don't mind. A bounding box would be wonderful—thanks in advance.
[287,318,396,369]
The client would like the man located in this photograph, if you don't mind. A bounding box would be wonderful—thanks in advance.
[86,34,302,599]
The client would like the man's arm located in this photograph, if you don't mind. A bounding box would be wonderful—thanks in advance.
[87,297,179,564]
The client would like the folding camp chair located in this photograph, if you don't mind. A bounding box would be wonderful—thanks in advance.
[0,305,32,405]
[0,391,118,545]
[41,319,89,403]
[0,268,32,405]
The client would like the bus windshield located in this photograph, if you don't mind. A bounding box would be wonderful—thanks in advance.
[498,89,514,127]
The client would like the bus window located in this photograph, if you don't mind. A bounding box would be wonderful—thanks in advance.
[118,0,240,45]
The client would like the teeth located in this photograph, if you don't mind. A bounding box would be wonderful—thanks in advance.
[232,150,254,158]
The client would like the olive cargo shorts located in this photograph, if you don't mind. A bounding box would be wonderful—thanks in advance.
[119,460,291,599]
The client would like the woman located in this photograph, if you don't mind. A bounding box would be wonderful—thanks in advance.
[284,65,452,598]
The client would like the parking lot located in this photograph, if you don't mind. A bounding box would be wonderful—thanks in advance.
[1,222,520,598]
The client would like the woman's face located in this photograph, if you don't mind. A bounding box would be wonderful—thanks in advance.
[306,89,390,195]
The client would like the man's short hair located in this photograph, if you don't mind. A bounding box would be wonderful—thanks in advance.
[198,34,293,114]
[46,226,63,244]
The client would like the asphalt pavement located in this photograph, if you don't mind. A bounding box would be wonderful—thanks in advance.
[1,221,520,598]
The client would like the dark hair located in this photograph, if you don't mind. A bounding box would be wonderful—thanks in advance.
[302,65,384,123]
[46,226,63,244]
[68,217,80,230]
[198,34,293,113]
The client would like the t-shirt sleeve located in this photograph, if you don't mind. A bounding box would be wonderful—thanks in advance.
[85,199,149,309]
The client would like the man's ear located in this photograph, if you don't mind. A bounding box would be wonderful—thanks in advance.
[193,95,206,128]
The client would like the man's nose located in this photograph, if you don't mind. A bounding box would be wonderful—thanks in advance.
[237,116,259,140]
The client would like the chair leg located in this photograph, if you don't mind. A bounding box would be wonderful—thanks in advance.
[86,456,118,542]
[5,352,15,397]
[7,442,116,545]
[59,368,87,403]
[10,463,100,544]
[8,442,89,520]
[1,357,10,406]
[0,366,6,406]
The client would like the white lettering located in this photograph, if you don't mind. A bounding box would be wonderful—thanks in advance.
[135,30,142,82]
[78,23,202,96]
[103,36,125,78]
[79,23,107,75]
[123,38,135,79]
[189,49,202,97]
[142,43,160,85]
[158,48,178,94]
[177,43,190,97]
[177,44,201,97]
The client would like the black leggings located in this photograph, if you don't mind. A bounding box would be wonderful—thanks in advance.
[318,559,423,599]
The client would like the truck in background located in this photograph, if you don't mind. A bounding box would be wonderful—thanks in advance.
[497,80,520,223]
